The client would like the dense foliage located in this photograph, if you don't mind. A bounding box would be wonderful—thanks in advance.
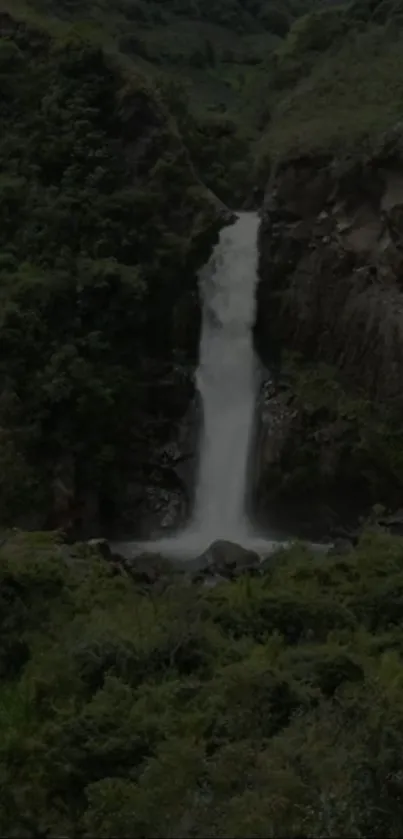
[0,12,222,531]
[3,529,403,836]
[0,0,318,194]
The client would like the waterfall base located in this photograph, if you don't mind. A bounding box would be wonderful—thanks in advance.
[112,523,281,561]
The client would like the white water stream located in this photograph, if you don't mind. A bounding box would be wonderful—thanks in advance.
[190,212,260,541]
[117,212,278,559]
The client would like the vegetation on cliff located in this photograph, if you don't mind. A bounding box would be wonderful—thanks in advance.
[0,0,334,534]
[3,528,403,837]
[4,0,315,95]
[0,0,319,199]
[0,9,225,533]
[255,358,403,530]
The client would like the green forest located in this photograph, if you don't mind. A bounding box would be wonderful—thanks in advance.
[2,0,403,835]
[4,527,403,837]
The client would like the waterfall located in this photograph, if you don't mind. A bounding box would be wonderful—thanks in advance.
[190,212,259,542]
[115,211,279,559]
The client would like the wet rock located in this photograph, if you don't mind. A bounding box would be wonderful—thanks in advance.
[194,540,260,580]
[143,486,187,536]
[51,455,75,534]
[109,363,199,540]
[371,508,403,536]
[206,189,237,227]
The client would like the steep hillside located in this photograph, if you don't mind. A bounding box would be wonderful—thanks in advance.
[0,9,226,536]
[0,0,318,203]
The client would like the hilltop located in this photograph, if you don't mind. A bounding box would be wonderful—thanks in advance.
[0,0,315,116]
[255,0,403,160]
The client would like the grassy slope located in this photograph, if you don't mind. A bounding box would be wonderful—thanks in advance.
[257,2,403,160]
[268,30,403,157]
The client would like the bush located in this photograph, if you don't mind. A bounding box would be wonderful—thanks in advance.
[3,531,403,834]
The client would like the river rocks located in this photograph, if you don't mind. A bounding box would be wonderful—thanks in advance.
[193,540,261,581]
[83,536,262,588]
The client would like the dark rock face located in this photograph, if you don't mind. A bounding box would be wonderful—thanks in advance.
[254,138,403,532]
[251,374,372,539]
[103,369,201,540]
[256,148,403,406]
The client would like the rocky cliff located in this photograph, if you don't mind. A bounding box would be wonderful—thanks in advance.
[254,134,403,536]
[257,138,403,403]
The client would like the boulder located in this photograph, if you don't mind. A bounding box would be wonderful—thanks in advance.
[195,540,260,580]
[377,509,403,536]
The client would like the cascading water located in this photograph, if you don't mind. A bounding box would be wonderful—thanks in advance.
[116,212,278,558]
[190,211,259,543]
